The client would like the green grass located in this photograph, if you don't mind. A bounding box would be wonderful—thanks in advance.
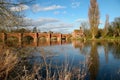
[78,36,120,42]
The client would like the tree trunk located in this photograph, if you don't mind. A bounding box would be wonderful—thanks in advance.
[92,34,95,40]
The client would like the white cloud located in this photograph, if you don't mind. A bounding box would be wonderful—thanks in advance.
[72,2,80,8]
[54,11,60,15]
[22,17,74,33]
[10,4,29,11]
[32,4,66,12]
[63,11,67,14]
[23,17,60,26]
[54,11,67,15]
[100,20,103,24]
[76,18,88,22]
[38,23,74,33]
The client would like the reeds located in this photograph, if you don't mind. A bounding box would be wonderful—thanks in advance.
[28,48,91,80]
[0,46,91,80]
[0,46,18,79]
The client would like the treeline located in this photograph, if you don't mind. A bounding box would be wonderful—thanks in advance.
[97,17,120,38]
[84,17,120,39]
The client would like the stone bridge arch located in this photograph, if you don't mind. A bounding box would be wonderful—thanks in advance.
[62,34,67,40]
[6,33,21,43]
[38,33,50,41]
[51,33,61,41]
[22,33,37,43]
[62,34,72,40]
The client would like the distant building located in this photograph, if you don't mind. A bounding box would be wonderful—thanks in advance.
[72,27,84,38]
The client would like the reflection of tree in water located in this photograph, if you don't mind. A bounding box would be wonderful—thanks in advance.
[89,42,99,80]
[79,42,91,55]
[110,41,120,59]
[102,41,109,63]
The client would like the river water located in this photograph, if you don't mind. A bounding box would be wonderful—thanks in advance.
[0,40,120,80]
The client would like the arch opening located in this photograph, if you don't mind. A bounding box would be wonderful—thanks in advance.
[39,36,46,41]
[51,36,57,41]
[6,36,19,46]
[62,36,66,40]
[23,36,34,44]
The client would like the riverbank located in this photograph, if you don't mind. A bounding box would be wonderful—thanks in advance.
[73,37,120,42]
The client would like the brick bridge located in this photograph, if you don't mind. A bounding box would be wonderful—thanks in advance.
[0,33,71,43]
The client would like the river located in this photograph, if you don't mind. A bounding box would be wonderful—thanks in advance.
[0,40,120,80]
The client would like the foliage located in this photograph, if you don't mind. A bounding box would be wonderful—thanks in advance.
[11,28,31,33]
[33,27,37,33]
[107,17,120,37]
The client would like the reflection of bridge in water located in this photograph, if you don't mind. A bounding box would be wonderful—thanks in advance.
[0,33,72,47]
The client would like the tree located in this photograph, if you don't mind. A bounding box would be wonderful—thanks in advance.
[108,17,120,37]
[33,27,37,32]
[88,0,100,39]
[103,15,109,37]
[80,21,91,38]
[113,17,120,37]
[0,0,33,30]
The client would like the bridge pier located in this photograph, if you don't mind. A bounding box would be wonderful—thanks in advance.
[58,34,62,41]
[47,33,51,41]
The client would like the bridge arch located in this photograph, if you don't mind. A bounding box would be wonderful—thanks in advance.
[22,35,34,44]
[38,33,50,41]
[51,33,61,41]
[62,34,72,41]
[6,33,21,43]
[22,33,37,43]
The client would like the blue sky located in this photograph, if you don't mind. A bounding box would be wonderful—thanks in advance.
[11,0,120,33]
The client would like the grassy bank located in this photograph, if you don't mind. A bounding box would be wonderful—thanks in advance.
[80,37,120,42]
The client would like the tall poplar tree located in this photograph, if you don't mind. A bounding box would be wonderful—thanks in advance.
[103,15,109,37]
[88,0,100,39]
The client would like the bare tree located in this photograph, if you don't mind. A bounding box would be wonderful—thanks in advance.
[0,0,33,31]
[88,0,100,39]
[103,14,109,37]
[81,21,90,30]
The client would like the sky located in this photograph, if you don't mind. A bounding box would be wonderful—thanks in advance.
[10,0,120,33]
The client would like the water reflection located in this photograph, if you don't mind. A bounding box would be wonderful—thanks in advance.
[102,41,109,63]
[1,40,72,47]
[89,42,99,80]
[1,40,120,80]
[112,42,120,59]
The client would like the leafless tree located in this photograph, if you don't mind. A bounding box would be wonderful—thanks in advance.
[103,14,109,37]
[0,0,33,31]
[88,0,100,39]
